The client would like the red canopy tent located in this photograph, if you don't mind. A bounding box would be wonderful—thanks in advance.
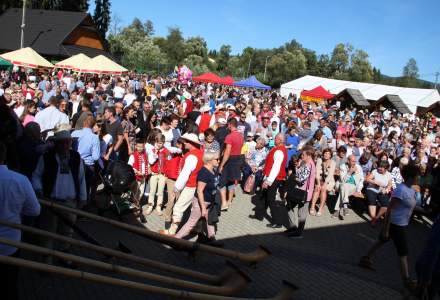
[192,72,222,84]
[219,76,234,86]
[300,86,334,103]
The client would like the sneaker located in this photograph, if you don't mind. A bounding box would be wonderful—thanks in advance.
[207,238,224,247]
[331,210,340,218]
[155,206,163,216]
[144,204,153,215]
[284,227,298,234]
[343,208,350,216]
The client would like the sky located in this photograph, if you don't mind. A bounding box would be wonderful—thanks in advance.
[91,0,440,79]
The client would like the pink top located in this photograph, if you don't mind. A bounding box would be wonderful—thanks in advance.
[22,114,35,127]
[300,160,316,202]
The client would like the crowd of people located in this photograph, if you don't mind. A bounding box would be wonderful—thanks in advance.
[1,67,440,299]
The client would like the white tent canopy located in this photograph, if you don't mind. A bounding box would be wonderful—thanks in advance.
[280,75,440,113]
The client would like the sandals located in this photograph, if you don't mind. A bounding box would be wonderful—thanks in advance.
[309,209,316,216]
[316,211,322,217]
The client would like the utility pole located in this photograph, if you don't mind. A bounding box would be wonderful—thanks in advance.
[435,71,440,89]
[20,0,26,48]
[263,56,270,81]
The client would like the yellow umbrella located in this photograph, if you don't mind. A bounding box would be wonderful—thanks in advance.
[0,47,54,69]
[55,53,91,71]
[80,55,128,75]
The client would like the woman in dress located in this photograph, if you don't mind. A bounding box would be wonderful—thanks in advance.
[173,151,223,247]
[310,148,336,216]
[120,105,137,162]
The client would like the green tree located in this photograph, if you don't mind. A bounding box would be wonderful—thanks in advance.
[184,37,208,58]
[108,18,167,73]
[93,0,111,38]
[217,44,231,72]
[144,20,154,36]
[330,43,352,78]
[183,55,209,75]
[303,48,318,75]
[226,56,245,79]
[164,27,185,66]
[266,50,306,86]
[316,54,331,77]
[402,58,419,87]
[349,49,373,82]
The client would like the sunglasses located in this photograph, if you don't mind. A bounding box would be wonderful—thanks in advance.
[349,140,355,143]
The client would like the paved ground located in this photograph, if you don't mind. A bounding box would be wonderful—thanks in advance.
[17,188,432,300]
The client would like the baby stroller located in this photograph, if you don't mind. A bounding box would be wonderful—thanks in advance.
[102,160,140,218]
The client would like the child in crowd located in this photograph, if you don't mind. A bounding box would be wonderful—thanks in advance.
[268,121,279,148]
[145,133,169,216]
[128,140,149,207]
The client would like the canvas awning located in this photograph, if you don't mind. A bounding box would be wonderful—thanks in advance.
[335,88,370,107]
[0,57,12,70]
[300,85,334,102]
[55,53,92,71]
[233,75,271,90]
[219,75,234,86]
[0,47,54,69]
[192,72,223,84]
[79,55,127,75]
[370,94,412,115]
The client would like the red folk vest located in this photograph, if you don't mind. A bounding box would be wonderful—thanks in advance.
[198,113,212,133]
[263,145,287,181]
[165,153,182,180]
[150,148,170,174]
[180,148,203,188]
[184,99,193,116]
[133,151,148,181]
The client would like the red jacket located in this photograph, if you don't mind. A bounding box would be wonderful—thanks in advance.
[184,99,193,116]
[263,145,287,181]
[181,148,203,188]
[150,147,170,174]
[165,153,182,180]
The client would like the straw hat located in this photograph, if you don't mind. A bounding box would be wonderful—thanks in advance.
[181,133,201,145]
[200,105,211,113]
[29,82,37,90]
[217,117,227,125]
[52,123,72,140]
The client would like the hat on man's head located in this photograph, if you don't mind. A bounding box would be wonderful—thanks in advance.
[52,123,72,140]
[217,117,227,125]
[200,105,211,113]
[29,83,37,90]
[181,133,201,145]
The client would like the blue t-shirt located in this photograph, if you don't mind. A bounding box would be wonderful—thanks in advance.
[390,183,416,226]
[197,167,219,204]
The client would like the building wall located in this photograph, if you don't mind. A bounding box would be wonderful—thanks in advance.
[64,27,104,50]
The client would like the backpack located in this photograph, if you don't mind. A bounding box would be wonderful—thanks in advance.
[104,161,135,194]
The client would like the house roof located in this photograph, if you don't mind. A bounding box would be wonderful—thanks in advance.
[371,94,412,115]
[0,8,105,57]
[280,75,440,113]
[339,88,370,107]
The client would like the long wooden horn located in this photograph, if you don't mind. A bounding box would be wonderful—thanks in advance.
[38,198,271,264]
[0,255,297,300]
[0,237,249,296]
[0,220,238,285]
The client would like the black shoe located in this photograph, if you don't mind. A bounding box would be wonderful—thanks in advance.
[206,238,224,248]
[139,214,147,224]
[266,223,282,229]
[284,227,298,234]
[287,232,303,239]
[248,214,263,221]
[343,208,350,216]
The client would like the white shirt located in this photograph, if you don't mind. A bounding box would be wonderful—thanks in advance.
[266,150,284,184]
[156,126,174,148]
[0,165,40,255]
[388,125,401,137]
[128,153,146,174]
[13,106,24,118]
[174,154,198,191]
[32,153,87,202]
[34,106,69,133]
[113,86,125,98]
[123,93,137,107]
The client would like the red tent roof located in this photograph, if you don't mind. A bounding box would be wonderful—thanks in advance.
[301,85,334,99]
[192,72,222,84]
[218,75,234,86]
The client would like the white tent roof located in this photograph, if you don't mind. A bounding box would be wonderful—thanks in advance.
[280,75,440,113]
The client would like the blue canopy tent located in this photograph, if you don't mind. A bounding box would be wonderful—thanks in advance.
[233,75,271,90]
